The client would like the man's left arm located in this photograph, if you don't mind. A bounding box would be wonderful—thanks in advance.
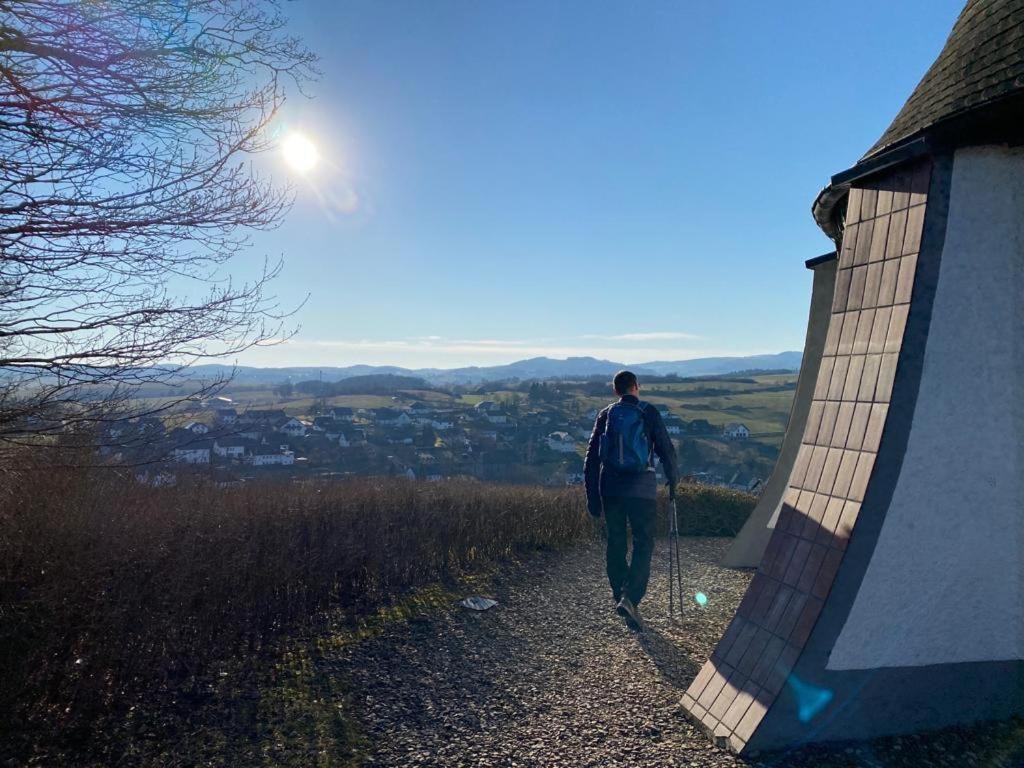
[648,407,679,496]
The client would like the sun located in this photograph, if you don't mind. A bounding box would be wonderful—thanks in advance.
[281,131,319,174]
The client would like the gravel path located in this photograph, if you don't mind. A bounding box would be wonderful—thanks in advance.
[338,538,748,767]
[334,538,1024,768]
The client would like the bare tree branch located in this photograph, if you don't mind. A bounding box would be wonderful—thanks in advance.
[0,0,316,458]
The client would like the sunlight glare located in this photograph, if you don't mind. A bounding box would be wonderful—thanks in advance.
[281,131,319,174]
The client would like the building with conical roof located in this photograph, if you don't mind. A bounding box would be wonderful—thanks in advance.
[683,0,1024,753]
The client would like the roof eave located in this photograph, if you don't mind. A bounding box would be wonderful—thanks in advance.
[811,136,932,240]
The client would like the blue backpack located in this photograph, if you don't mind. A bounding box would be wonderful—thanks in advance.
[599,400,652,473]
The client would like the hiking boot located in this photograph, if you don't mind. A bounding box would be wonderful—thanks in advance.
[616,596,643,632]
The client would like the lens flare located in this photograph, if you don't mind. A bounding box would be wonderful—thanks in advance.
[281,131,319,174]
[787,675,834,723]
[695,592,708,606]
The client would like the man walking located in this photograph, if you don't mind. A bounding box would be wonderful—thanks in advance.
[584,370,679,631]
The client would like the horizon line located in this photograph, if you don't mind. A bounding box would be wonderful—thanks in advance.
[200,349,803,372]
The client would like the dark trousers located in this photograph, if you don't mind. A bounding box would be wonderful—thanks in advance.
[604,496,657,606]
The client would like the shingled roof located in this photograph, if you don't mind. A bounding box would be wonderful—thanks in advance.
[865,0,1024,159]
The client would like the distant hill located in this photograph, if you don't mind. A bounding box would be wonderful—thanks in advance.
[295,373,430,396]
[637,352,803,378]
[188,351,801,387]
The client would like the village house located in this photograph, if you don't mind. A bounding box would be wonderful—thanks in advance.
[182,421,210,435]
[723,422,750,440]
[241,408,286,424]
[372,408,412,427]
[171,443,211,464]
[544,431,577,453]
[328,406,354,421]
[236,425,262,441]
[213,407,237,425]
[484,409,509,425]
[311,415,336,432]
[246,447,295,466]
[212,437,252,459]
[664,416,687,435]
[277,417,308,437]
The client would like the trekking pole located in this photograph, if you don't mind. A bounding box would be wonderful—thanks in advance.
[668,497,676,620]
[671,497,685,617]
[668,497,682,620]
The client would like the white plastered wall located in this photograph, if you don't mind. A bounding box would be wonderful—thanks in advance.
[828,146,1024,670]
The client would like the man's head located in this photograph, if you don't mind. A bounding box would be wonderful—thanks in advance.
[612,370,639,397]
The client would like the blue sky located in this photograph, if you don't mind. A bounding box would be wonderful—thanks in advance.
[232,0,963,369]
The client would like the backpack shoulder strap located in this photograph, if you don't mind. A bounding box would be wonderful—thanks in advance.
[633,401,655,465]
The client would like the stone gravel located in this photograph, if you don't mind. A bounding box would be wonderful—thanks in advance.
[335,538,1024,768]
[338,537,748,767]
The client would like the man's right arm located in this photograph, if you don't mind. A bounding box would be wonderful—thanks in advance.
[583,410,606,517]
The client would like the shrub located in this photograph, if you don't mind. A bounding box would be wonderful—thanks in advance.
[0,467,754,755]
[0,470,589,748]
[660,483,758,537]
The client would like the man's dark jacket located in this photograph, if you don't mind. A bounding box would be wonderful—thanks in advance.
[584,394,679,515]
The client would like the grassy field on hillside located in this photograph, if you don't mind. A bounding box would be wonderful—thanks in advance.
[574,373,798,445]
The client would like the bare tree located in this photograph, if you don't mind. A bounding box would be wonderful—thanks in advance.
[0,0,315,452]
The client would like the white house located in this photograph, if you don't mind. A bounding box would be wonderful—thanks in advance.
[328,407,354,421]
[723,422,750,440]
[246,449,294,467]
[430,418,454,431]
[544,431,577,453]
[212,439,248,459]
[182,421,210,435]
[277,417,307,437]
[172,446,211,464]
[373,408,412,427]
[665,417,686,436]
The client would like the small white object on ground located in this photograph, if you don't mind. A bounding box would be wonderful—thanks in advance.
[459,596,498,611]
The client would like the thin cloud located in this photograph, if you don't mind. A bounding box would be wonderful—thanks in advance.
[582,331,701,342]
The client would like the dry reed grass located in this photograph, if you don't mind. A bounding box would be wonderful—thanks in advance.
[0,464,753,755]
[0,470,590,743]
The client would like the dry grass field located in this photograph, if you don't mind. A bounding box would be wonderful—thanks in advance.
[0,463,755,763]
